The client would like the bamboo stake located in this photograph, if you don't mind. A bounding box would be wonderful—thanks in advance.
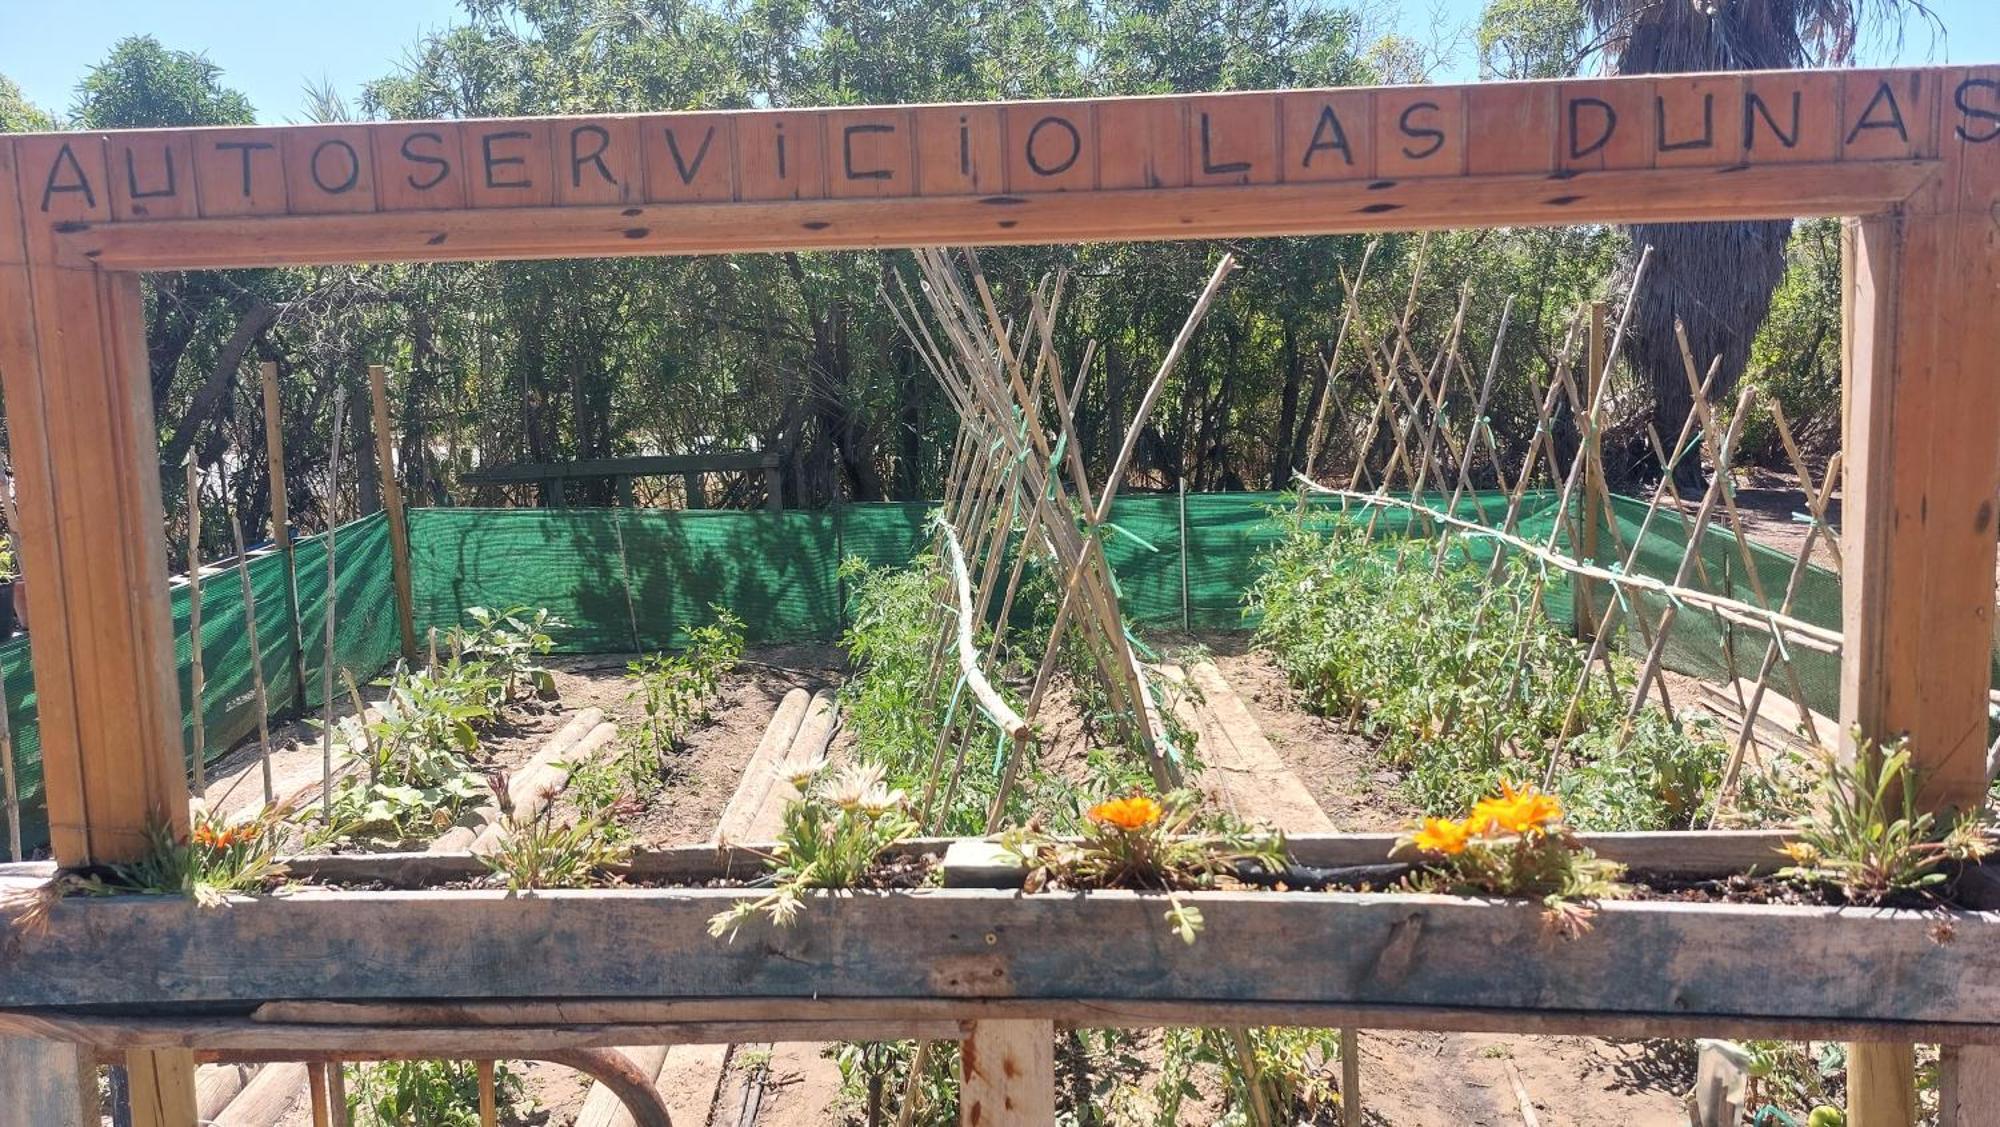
[366,365,419,663]
[0,654,14,861]
[217,457,277,807]
[1574,300,1607,637]
[1303,238,1381,480]
[262,361,310,714]
[321,385,348,825]
[477,1060,497,1127]
[183,451,207,795]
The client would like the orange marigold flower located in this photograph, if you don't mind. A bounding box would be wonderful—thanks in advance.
[1410,816,1473,855]
[192,823,220,848]
[1088,795,1164,831]
[1470,780,1563,836]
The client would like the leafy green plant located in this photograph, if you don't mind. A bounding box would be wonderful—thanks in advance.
[626,607,745,773]
[708,762,920,939]
[451,604,565,701]
[1396,780,1627,936]
[1247,511,1751,831]
[479,775,631,893]
[1002,791,1284,944]
[1777,739,1992,905]
[344,1060,522,1127]
[326,659,498,844]
[5,807,291,929]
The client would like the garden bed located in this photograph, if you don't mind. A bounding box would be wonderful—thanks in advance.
[6,833,1998,1043]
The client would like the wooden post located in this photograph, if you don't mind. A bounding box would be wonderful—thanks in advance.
[320,387,347,825]
[182,452,205,793]
[261,361,309,712]
[476,1060,498,1127]
[126,1047,199,1127]
[764,464,783,513]
[1572,299,1606,640]
[367,365,418,663]
[1839,67,2000,1127]
[681,470,704,509]
[0,1034,97,1126]
[958,1021,1054,1127]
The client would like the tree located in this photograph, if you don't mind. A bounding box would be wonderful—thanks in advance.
[1581,0,1928,484]
[0,74,54,132]
[72,36,255,128]
[1477,0,1587,80]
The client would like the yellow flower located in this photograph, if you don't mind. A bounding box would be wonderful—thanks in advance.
[1088,795,1164,831]
[1470,780,1563,836]
[1410,816,1473,855]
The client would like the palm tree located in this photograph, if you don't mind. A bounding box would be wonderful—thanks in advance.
[1581,0,1933,485]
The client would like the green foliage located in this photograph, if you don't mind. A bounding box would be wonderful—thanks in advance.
[109,810,290,906]
[1741,218,1843,463]
[1477,0,1588,79]
[479,796,631,892]
[1247,511,1745,830]
[72,36,255,128]
[1777,740,1993,904]
[327,659,500,844]
[626,607,745,771]
[1003,791,1283,944]
[0,74,53,132]
[451,605,565,702]
[709,762,920,938]
[344,1060,522,1127]
[1397,781,1628,935]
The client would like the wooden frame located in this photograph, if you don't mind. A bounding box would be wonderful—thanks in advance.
[2,65,1998,1126]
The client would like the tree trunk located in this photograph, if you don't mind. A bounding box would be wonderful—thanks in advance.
[1271,322,1302,490]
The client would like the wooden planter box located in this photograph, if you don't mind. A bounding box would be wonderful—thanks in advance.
[4,834,1997,1043]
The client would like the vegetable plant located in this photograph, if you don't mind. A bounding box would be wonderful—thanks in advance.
[451,604,565,702]
[1777,738,1992,905]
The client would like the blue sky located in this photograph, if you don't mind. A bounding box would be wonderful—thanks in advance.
[2,0,1995,124]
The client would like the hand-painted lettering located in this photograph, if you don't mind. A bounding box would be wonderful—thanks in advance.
[1566,97,1616,160]
[216,140,276,196]
[1743,90,1801,150]
[125,147,177,200]
[843,123,896,180]
[399,131,453,191]
[1953,77,2000,143]
[480,130,534,190]
[1300,104,1354,167]
[1845,81,1908,145]
[1025,115,1082,177]
[663,126,717,184]
[1397,101,1444,160]
[1199,112,1251,175]
[309,139,361,194]
[1656,94,1715,152]
[570,125,616,188]
[40,143,97,211]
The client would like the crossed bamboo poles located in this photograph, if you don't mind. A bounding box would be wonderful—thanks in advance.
[882,247,1235,834]
[1294,244,1845,822]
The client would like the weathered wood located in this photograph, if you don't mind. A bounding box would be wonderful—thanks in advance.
[0,1033,95,1126]
[1937,1044,2000,1127]
[126,1046,199,1127]
[366,365,418,662]
[463,451,781,485]
[196,1063,256,1122]
[959,1020,1054,1126]
[709,688,811,843]
[1841,64,2000,1127]
[6,886,2000,1030]
[58,160,1932,271]
[212,1062,308,1127]
[1164,661,1335,833]
[574,1046,668,1127]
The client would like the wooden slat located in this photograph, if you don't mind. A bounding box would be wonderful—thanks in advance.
[126,1046,200,1127]
[5,886,1999,1027]
[959,1020,1054,1126]
[0,1034,96,1126]
[60,159,1933,271]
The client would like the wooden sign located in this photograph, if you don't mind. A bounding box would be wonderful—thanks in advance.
[4,66,1995,272]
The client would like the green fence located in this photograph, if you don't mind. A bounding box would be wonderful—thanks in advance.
[1,491,1861,854]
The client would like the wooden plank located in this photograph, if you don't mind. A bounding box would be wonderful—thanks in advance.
[126,1046,199,1127]
[1556,79,1651,173]
[554,117,643,208]
[370,122,469,211]
[709,687,811,843]
[366,365,418,661]
[212,1062,308,1127]
[5,887,2000,1027]
[462,120,555,209]
[1186,93,1276,187]
[108,132,198,221]
[0,1033,96,1126]
[959,1020,1054,1126]
[64,160,1934,271]
[281,126,377,215]
[735,111,827,201]
[1652,76,1745,168]
[1002,101,1095,192]
[574,1046,668,1127]
[1163,662,1334,833]
[1094,98,1187,191]
[826,108,915,199]
[1278,89,1373,181]
[192,129,290,217]
[1375,85,1464,179]
[640,113,735,203]
[1466,83,1554,177]
[1847,62,2000,1127]
[461,450,781,484]
[1938,1045,2000,1127]
[914,105,1004,196]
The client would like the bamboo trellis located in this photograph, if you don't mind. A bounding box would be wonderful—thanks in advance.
[1292,246,1847,822]
[882,247,1236,833]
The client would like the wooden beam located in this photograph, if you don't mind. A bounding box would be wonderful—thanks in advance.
[60,161,1935,271]
[958,1021,1053,1126]
[365,365,418,662]
[126,1046,199,1127]
[1841,65,2000,1127]
[0,140,188,865]
[461,451,781,485]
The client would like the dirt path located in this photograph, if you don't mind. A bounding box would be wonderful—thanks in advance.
[1207,641,1696,1126]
